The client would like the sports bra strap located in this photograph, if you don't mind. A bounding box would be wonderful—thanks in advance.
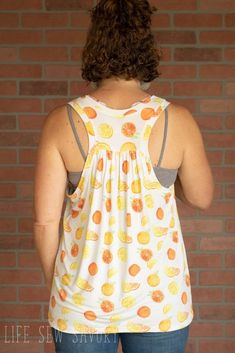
[156,105,168,168]
[67,104,86,161]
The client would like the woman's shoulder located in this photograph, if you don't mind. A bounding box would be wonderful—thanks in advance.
[167,102,199,136]
[39,104,72,148]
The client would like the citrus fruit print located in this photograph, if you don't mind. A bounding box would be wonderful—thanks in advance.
[48,95,194,334]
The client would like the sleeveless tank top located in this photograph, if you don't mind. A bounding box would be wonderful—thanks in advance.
[48,94,194,334]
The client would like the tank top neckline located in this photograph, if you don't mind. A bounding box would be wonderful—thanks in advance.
[83,93,156,113]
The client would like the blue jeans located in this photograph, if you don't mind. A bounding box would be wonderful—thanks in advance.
[51,324,190,353]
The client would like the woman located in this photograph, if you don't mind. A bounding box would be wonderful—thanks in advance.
[33,1,214,352]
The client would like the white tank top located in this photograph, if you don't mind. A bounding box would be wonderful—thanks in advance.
[48,94,194,334]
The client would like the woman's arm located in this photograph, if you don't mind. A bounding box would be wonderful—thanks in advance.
[174,174,197,208]
[173,105,214,210]
[33,106,67,292]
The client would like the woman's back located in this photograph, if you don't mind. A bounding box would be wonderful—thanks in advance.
[45,90,202,334]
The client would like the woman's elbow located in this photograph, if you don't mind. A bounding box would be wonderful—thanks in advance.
[191,183,215,211]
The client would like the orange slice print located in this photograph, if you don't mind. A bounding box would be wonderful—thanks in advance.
[83,106,97,119]
[151,290,164,303]
[100,300,114,313]
[137,306,151,318]
[122,282,140,292]
[141,108,156,120]
[126,321,151,332]
[84,310,97,321]
[76,277,94,291]
[121,122,137,137]
[128,264,141,276]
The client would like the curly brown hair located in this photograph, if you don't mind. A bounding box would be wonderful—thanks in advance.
[81,0,162,85]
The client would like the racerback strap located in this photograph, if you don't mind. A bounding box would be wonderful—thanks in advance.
[156,105,168,168]
[67,104,87,161]
[67,102,169,166]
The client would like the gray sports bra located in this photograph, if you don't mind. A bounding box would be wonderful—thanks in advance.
[67,103,178,194]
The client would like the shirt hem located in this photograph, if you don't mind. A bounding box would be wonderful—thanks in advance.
[48,313,194,335]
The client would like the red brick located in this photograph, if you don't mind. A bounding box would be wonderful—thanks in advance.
[199,340,235,353]
[212,183,223,200]
[0,13,19,28]
[71,12,93,28]
[45,30,86,44]
[19,287,49,302]
[225,323,235,337]
[174,14,222,27]
[225,116,235,129]
[211,167,235,182]
[174,48,222,61]
[157,31,196,44]
[225,48,235,61]
[199,305,235,320]
[200,237,235,251]
[0,340,42,353]
[0,218,16,232]
[0,184,16,198]
[0,287,16,301]
[0,99,41,113]
[183,236,197,251]
[0,65,41,78]
[225,288,235,302]
[226,220,235,233]
[18,116,44,130]
[156,47,171,62]
[174,82,222,97]
[0,235,34,249]
[181,219,223,233]
[225,254,235,267]
[70,47,84,62]
[206,150,223,164]
[185,341,195,353]
[159,65,197,79]
[226,14,235,27]
[226,82,235,96]
[192,287,223,303]
[0,304,41,319]
[18,252,41,268]
[0,0,42,10]
[20,47,68,61]
[196,116,223,130]
[0,132,39,146]
[203,133,235,148]
[0,200,33,215]
[190,322,222,337]
[200,99,235,113]
[0,47,17,61]
[188,253,222,268]
[0,167,34,181]
[153,0,197,10]
[19,219,34,233]
[199,0,235,10]
[0,30,42,44]
[19,81,68,95]
[0,270,41,285]
[225,151,235,164]
[200,271,235,285]
[200,65,235,78]
[200,31,235,44]
[225,184,235,198]
[0,150,17,163]
[17,184,34,199]
[0,252,16,267]
[22,13,69,28]
[45,64,81,79]
[45,0,92,10]
[0,81,17,95]
[19,149,37,163]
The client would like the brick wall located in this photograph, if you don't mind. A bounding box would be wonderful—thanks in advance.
[0,0,235,352]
